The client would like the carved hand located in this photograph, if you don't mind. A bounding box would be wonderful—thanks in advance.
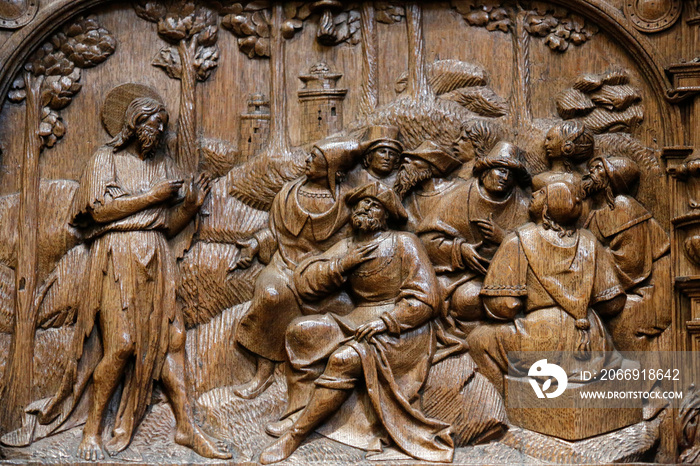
[150,179,183,204]
[230,237,260,271]
[355,319,388,341]
[183,173,213,209]
[474,213,505,244]
[460,241,490,275]
[339,242,379,272]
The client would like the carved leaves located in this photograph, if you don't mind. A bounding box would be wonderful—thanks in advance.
[450,0,511,32]
[450,0,597,52]
[221,2,306,58]
[8,16,115,149]
[523,5,597,52]
[375,2,405,24]
[556,69,643,134]
[135,0,220,82]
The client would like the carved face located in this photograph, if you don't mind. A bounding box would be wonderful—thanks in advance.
[481,167,515,197]
[394,156,434,199]
[581,159,608,197]
[305,148,328,181]
[351,197,387,232]
[136,110,168,156]
[544,126,564,159]
[366,147,400,177]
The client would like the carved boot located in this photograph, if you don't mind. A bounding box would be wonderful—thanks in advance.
[259,387,350,464]
[265,410,301,437]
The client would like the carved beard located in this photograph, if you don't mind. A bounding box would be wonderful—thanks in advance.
[136,124,161,158]
[351,209,387,233]
[581,173,608,198]
[394,165,433,199]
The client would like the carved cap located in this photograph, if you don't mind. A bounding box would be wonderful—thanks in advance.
[101,83,164,137]
[543,181,582,225]
[346,181,408,221]
[402,140,461,176]
[313,136,362,196]
[363,125,403,154]
[593,156,640,196]
[473,141,531,187]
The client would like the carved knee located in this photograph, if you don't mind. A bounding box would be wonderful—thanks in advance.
[325,346,362,379]
[450,280,485,321]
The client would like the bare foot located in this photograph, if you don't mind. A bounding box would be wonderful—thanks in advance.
[104,427,131,456]
[77,434,105,461]
[175,425,232,460]
[233,374,274,400]
[259,432,303,464]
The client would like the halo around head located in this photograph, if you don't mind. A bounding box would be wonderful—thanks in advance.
[101,83,164,137]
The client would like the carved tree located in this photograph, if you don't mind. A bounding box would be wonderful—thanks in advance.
[221,1,309,209]
[0,16,115,429]
[451,0,598,128]
[134,0,220,174]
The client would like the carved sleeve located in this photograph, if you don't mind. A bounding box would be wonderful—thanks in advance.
[381,234,441,335]
[419,231,467,273]
[68,146,119,228]
[293,240,349,302]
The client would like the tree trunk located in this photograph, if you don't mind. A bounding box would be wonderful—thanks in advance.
[359,1,378,118]
[405,2,431,101]
[265,1,291,156]
[177,38,199,174]
[1,71,44,431]
[510,9,532,130]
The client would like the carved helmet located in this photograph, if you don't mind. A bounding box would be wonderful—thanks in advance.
[362,125,403,154]
[402,140,461,176]
[594,156,641,196]
[312,136,363,197]
[346,181,408,221]
[543,181,583,225]
[473,141,532,188]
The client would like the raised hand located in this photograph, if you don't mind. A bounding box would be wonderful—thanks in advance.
[339,242,379,272]
[183,173,213,209]
[460,241,490,275]
[229,237,260,271]
[150,179,183,203]
[474,213,505,245]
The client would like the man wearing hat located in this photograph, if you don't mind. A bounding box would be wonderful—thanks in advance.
[31,85,229,460]
[468,181,626,396]
[232,137,360,400]
[347,125,403,189]
[582,156,671,351]
[417,141,531,329]
[259,182,453,464]
[394,140,463,231]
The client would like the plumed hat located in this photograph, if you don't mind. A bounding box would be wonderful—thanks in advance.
[402,140,461,176]
[346,181,408,221]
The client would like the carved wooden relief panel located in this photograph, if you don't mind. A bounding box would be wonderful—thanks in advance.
[0,0,698,464]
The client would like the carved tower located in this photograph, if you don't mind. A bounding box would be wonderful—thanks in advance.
[239,93,270,159]
[298,62,347,145]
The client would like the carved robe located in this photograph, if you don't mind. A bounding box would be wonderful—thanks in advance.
[584,194,671,349]
[237,177,353,362]
[469,223,625,381]
[288,231,453,462]
[417,177,529,310]
[38,146,180,442]
[404,179,464,232]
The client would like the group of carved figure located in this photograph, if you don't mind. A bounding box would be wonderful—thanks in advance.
[28,87,671,463]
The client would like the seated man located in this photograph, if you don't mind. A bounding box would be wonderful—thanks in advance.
[418,141,531,327]
[582,156,671,350]
[260,182,454,464]
[468,181,626,396]
[394,140,462,231]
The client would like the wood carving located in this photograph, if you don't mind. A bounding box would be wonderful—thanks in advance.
[0,0,695,465]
